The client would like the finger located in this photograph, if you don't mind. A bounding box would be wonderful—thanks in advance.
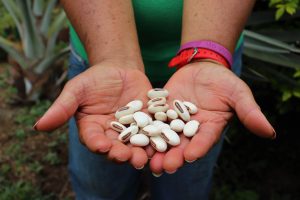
[34,81,79,131]
[184,122,224,162]
[163,136,189,173]
[108,140,132,162]
[149,152,165,176]
[79,119,112,153]
[232,82,275,138]
[145,145,155,159]
[129,146,148,169]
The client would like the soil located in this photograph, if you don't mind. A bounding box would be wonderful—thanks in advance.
[0,64,74,199]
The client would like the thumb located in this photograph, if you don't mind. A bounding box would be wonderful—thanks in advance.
[231,81,276,139]
[34,81,80,131]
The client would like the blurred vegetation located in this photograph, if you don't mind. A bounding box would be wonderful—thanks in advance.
[269,0,299,19]
[0,0,299,199]
[0,0,69,103]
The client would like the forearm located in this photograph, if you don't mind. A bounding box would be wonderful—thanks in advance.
[182,0,255,53]
[61,0,143,68]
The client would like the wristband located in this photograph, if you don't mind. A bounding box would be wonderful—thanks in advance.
[168,48,230,69]
[177,40,233,67]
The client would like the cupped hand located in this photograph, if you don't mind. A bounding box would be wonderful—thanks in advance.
[150,61,275,174]
[34,61,152,169]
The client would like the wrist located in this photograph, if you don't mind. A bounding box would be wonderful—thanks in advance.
[168,45,231,69]
[191,58,227,68]
[93,56,145,72]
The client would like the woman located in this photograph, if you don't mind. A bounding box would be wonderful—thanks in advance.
[34,0,275,199]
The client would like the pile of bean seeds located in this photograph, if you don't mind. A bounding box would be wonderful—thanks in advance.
[110,88,200,152]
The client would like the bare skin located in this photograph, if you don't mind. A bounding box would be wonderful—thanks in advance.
[34,62,151,169]
[150,62,275,174]
[35,0,275,173]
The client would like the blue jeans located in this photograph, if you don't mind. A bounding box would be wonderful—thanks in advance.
[68,45,243,200]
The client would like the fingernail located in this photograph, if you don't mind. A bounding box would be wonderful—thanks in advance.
[152,172,162,177]
[116,157,128,162]
[166,170,177,174]
[98,147,110,153]
[271,128,276,140]
[33,119,40,130]
[135,165,144,170]
[185,159,196,163]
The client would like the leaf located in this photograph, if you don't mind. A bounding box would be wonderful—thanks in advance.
[244,30,300,53]
[276,4,285,9]
[243,48,300,70]
[48,10,67,37]
[19,0,45,59]
[2,0,24,40]
[0,36,27,68]
[40,0,57,37]
[269,0,282,7]
[276,6,285,20]
[46,10,67,54]
[34,46,70,74]
[286,6,296,15]
[282,91,292,101]
[33,0,44,17]
[293,70,300,78]
[244,41,290,53]
[293,91,300,98]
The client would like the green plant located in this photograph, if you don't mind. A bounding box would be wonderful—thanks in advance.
[269,0,300,20]
[43,151,61,165]
[15,100,51,127]
[0,181,52,200]
[0,3,15,36]
[213,185,259,200]
[243,19,300,114]
[0,0,69,103]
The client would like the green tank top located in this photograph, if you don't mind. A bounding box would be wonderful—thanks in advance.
[70,0,243,82]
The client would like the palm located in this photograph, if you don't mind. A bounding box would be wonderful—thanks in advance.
[150,62,275,174]
[36,63,152,168]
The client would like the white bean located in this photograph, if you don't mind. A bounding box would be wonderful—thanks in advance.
[118,126,138,142]
[115,106,135,119]
[153,120,164,126]
[147,115,154,125]
[154,112,167,122]
[119,114,135,125]
[183,101,198,114]
[127,100,143,112]
[141,125,161,136]
[130,134,149,146]
[147,88,169,99]
[110,121,126,132]
[161,128,180,146]
[170,119,185,132]
[148,104,169,114]
[147,97,167,106]
[154,122,171,132]
[166,109,178,120]
[183,120,200,137]
[133,112,150,128]
[130,122,137,127]
[150,136,167,152]
[173,100,190,121]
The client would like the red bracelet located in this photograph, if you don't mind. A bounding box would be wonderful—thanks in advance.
[168,48,230,69]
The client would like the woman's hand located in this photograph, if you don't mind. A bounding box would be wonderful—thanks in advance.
[34,61,152,169]
[150,61,275,174]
